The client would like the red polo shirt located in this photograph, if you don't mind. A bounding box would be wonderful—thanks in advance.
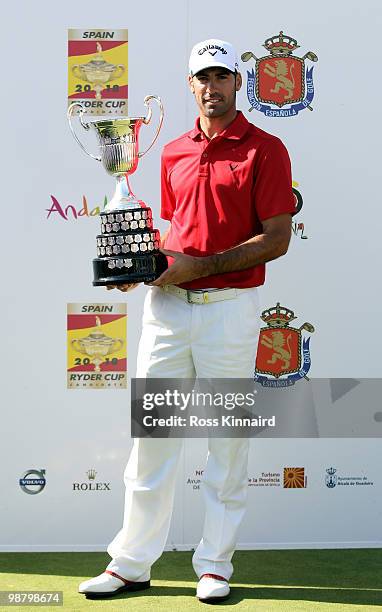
[161,111,295,289]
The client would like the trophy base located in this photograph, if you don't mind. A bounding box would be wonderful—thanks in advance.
[92,251,168,286]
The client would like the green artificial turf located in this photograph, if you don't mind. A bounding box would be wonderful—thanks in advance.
[0,549,381,611]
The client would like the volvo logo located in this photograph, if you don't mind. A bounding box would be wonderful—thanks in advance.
[19,469,46,495]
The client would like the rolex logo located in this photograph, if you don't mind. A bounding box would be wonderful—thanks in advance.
[73,469,111,492]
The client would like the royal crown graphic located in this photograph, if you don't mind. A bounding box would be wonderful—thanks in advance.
[263,31,300,55]
[255,302,315,387]
[87,469,97,481]
[241,31,318,117]
[260,302,297,327]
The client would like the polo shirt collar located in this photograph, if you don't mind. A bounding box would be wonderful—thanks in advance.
[189,111,250,141]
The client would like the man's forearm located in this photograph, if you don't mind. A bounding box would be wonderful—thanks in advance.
[199,231,290,277]
[155,215,292,287]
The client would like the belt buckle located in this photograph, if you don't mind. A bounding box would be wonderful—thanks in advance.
[186,290,210,304]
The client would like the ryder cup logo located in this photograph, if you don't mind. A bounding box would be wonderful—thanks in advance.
[254,303,315,387]
[241,31,318,117]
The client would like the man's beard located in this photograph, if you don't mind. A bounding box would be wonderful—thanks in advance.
[201,91,236,118]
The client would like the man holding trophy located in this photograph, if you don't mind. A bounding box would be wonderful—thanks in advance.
[77,39,295,603]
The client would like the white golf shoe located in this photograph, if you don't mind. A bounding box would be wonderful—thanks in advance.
[196,573,230,603]
[78,570,150,599]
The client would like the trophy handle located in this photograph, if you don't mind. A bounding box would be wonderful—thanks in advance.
[71,65,84,80]
[67,102,101,162]
[71,339,86,354]
[138,95,164,158]
[112,65,125,79]
[111,338,124,353]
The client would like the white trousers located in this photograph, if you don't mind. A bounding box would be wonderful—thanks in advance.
[106,286,260,581]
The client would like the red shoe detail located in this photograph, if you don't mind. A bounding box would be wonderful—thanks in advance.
[200,573,228,582]
[104,570,133,586]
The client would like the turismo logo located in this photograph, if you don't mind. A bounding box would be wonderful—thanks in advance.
[283,467,307,488]
[248,468,307,488]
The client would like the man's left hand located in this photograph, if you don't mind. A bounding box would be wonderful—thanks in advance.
[148,249,209,286]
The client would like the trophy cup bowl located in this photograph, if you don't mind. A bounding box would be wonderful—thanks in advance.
[67,95,168,285]
[71,316,124,372]
[72,63,125,99]
[71,43,125,100]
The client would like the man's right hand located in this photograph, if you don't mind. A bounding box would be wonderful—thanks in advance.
[106,283,140,292]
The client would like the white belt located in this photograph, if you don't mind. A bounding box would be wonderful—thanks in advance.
[161,284,239,304]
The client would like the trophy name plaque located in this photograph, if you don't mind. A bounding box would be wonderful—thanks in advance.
[67,95,168,285]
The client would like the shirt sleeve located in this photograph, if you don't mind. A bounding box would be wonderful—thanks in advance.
[253,138,295,222]
[160,151,176,221]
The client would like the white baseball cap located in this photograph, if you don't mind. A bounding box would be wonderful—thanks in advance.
[189,38,239,76]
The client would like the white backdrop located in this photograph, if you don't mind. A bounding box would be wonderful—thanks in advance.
[1,0,382,551]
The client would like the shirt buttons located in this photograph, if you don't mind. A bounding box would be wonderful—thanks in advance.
[202,153,208,158]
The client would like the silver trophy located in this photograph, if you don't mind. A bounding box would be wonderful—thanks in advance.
[67,95,167,285]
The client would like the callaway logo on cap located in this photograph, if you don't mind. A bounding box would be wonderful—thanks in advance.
[189,38,239,76]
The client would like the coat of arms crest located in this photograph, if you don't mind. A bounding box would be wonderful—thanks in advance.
[255,302,315,386]
[325,467,338,488]
[242,31,318,117]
